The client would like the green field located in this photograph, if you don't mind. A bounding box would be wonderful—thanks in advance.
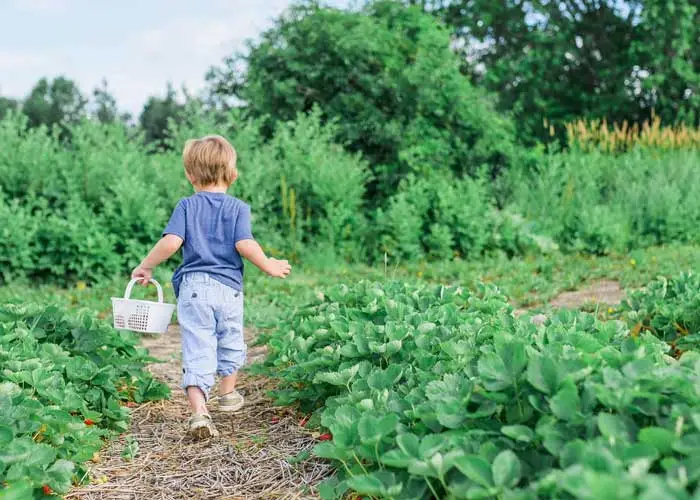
[2,0,700,498]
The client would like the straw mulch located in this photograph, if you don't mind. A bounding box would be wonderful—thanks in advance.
[67,326,332,500]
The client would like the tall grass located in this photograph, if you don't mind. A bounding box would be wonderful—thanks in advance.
[565,114,700,153]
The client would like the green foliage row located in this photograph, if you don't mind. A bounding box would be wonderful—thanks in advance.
[3,103,700,285]
[621,272,700,355]
[0,303,169,498]
[257,280,700,499]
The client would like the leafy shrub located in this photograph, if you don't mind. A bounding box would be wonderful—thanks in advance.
[258,280,700,499]
[507,148,700,253]
[0,108,370,284]
[0,195,40,283]
[375,174,548,261]
[0,303,169,496]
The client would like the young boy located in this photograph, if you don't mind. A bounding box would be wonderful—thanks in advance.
[131,135,291,439]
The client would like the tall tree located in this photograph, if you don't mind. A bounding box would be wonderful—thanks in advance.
[207,1,517,200]
[90,79,129,124]
[410,0,699,139]
[139,83,186,147]
[0,95,19,120]
[632,0,700,124]
[23,76,87,131]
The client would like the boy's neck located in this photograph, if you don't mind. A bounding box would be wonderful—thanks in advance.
[194,183,229,194]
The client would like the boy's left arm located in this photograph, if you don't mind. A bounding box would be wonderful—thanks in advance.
[132,234,183,284]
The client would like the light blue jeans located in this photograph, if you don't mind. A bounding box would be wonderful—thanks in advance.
[178,273,246,400]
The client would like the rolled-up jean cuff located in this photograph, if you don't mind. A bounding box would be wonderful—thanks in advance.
[216,355,246,378]
[182,371,214,401]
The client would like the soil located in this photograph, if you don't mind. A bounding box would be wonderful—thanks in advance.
[548,280,624,309]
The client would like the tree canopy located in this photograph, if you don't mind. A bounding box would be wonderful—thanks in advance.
[208,1,518,200]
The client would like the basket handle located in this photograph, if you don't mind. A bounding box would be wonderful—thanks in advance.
[124,279,164,303]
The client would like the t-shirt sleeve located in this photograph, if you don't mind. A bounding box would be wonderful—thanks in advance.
[162,200,187,239]
[234,203,254,243]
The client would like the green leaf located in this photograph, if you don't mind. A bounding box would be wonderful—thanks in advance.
[397,433,421,458]
[672,433,700,456]
[0,426,13,445]
[495,337,528,378]
[346,474,385,496]
[0,438,34,466]
[622,443,659,464]
[0,480,33,500]
[597,413,630,442]
[46,459,75,494]
[313,363,360,386]
[367,365,403,391]
[550,383,580,421]
[466,486,500,499]
[501,425,535,443]
[454,455,494,488]
[527,354,559,394]
[314,442,351,461]
[317,477,346,500]
[478,353,512,391]
[347,471,403,497]
[121,436,140,462]
[358,414,398,444]
[638,427,675,455]
[492,450,521,488]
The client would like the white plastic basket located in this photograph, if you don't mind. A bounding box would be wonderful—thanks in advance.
[111,279,175,334]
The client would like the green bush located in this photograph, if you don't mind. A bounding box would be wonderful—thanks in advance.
[506,148,700,254]
[2,105,700,286]
[0,109,370,284]
[375,174,546,262]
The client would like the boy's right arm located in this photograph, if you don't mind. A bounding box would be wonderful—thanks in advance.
[236,239,291,278]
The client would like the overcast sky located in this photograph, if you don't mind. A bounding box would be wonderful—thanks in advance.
[0,0,351,114]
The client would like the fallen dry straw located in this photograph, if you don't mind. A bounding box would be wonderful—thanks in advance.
[68,328,332,500]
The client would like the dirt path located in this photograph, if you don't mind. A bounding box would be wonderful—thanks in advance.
[68,327,331,500]
[514,280,625,323]
[549,280,624,309]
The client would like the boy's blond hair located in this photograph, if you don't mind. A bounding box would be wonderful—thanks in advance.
[182,135,237,186]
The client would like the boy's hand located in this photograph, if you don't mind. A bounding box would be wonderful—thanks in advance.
[131,265,153,285]
[264,258,291,279]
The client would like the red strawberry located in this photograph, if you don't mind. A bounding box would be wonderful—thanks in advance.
[318,433,332,441]
[43,485,52,495]
[84,419,95,426]
[271,416,280,424]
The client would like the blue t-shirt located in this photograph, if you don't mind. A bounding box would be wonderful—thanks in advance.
[162,192,254,297]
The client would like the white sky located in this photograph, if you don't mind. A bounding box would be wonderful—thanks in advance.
[0,0,351,114]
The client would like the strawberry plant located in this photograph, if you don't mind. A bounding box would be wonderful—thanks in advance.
[258,280,700,499]
[621,272,700,354]
[0,304,169,498]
